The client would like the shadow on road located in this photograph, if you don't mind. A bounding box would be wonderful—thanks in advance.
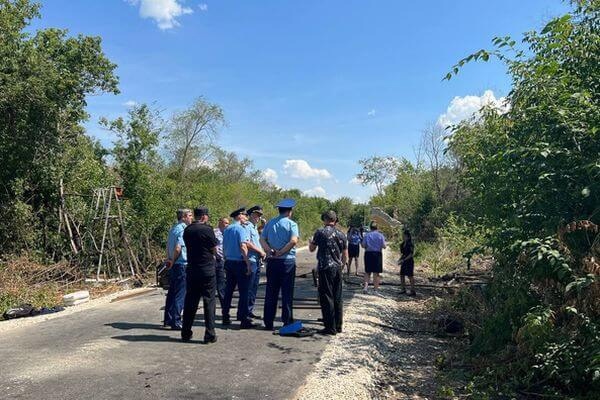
[105,322,165,330]
[111,334,212,345]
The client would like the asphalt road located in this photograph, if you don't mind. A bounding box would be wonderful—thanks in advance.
[0,250,341,400]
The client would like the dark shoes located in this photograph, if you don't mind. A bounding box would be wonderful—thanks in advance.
[203,336,217,344]
[263,324,274,331]
[181,331,193,342]
[222,317,231,325]
[249,312,262,320]
[240,320,257,329]
[164,322,183,330]
[336,327,343,334]
[317,328,337,336]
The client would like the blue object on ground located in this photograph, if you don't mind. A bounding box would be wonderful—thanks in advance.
[278,321,303,335]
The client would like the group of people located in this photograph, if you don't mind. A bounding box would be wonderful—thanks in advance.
[162,198,415,343]
[345,223,415,296]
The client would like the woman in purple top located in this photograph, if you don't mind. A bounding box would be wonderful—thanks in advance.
[361,221,386,294]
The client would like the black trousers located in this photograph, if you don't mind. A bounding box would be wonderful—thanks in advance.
[318,266,343,333]
[182,264,216,340]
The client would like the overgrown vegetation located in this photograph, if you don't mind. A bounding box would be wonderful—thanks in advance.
[438,1,599,397]
[363,1,599,397]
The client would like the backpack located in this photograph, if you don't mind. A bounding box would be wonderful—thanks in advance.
[350,231,361,246]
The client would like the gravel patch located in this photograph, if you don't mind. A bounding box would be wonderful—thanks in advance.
[295,250,449,400]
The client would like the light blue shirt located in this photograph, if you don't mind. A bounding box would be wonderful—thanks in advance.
[245,221,262,262]
[223,222,250,261]
[167,222,187,264]
[261,215,300,259]
[363,230,386,252]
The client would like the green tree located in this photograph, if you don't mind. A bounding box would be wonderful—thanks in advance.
[0,0,118,254]
[100,104,166,253]
[331,196,354,227]
[446,1,600,395]
[356,156,400,196]
[165,97,226,177]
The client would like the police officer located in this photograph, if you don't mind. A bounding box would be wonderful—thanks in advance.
[222,207,256,329]
[260,199,299,330]
[181,206,219,343]
[245,205,266,319]
[163,208,192,330]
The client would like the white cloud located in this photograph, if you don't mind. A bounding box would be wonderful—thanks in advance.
[262,168,278,184]
[367,109,376,116]
[123,100,138,107]
[349,177,363,185]
[127,0,193,30]
[198,3,208,11]
[283,159,332,180]
[303,186,327,198]
[437,90,509,129]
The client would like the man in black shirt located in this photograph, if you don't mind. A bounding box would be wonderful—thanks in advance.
[182,206,219,343]
[309,210,348,335]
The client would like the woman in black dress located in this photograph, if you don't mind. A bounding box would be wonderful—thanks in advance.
[346,227,362,276]
[398,229,416,296]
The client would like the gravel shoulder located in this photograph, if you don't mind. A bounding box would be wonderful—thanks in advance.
[295,250,449,400]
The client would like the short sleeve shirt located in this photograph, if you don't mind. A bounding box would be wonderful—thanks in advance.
[244,221,263,262]
[312,226,347,270]
[261,216,300,259]
[183,222,218,267]
[400,240,414,258]
[223,222,250,261]
[167,222,187,264]
[363,230,386,252]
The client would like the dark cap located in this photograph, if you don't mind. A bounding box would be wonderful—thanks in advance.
[194,206,209,217]
[247,205,264,215]
[229,207,247,218]
[276,198,297,209]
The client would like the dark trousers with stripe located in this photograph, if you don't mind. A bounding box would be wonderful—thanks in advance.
[163,263,186,328]
[318,266,343,333]
[182,264,216,340]
[223,260,251,322]
[215,258,226,311]
[248,260,261,315]
[263,258,296,328]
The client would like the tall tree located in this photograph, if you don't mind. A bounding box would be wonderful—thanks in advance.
[419,122,447,201]
[356,156,400,196]
[0,0,119,253]
[165,97,226,176]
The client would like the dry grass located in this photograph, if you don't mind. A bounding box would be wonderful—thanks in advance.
[0,256,127,319]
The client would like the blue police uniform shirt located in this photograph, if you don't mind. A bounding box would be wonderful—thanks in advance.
[261,216,300,259]
[223,221,250,261]
[167,222,187,264]
[244,221,262,262]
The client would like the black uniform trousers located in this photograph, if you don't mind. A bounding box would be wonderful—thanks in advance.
[318,266,343,333]
[182,263,216,340]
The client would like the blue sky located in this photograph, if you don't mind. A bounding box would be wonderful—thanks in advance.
[34,0,568,202]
